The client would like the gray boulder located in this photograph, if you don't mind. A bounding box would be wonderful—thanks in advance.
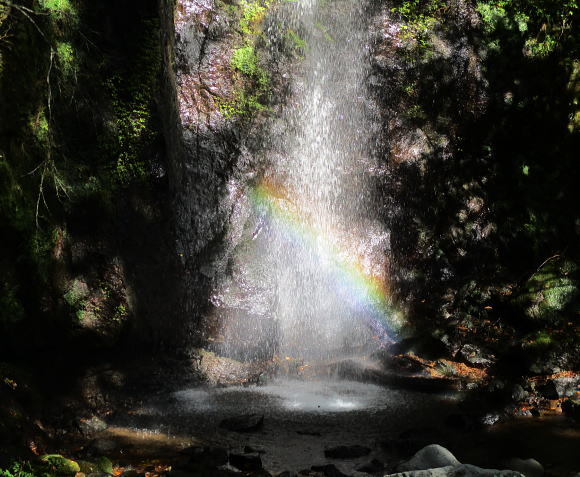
[503,458,543,477]
[397,445,460,472]
[385,464,524,476]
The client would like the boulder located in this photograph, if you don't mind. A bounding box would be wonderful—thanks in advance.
[41,455,81,475]
[229,453,263,472]
[457,344,495,369]
[503,458,543,477]
[94,457,113,475]
[552,377,580,399]
[78,416,108,435]
[324,445,371,459]
[397,445,460,472]
[510,384,528,402]
[220,414,264,432]
[385,464,524,476]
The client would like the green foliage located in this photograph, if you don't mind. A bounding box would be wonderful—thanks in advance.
[37,0,77,23]
[391,0,444,49]
[55,42,76,79]
[0,461,35,477]
[231,45,259,75]
[476,0,579,58]
[239,0,270,35]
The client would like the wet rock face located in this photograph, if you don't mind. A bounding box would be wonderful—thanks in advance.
[159,0,279,347]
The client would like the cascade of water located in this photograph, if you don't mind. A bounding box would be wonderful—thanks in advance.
[213,0,396,365]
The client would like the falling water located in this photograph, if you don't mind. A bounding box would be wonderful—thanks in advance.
[213,0,396,364]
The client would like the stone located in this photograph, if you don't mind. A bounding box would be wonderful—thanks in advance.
[503,458,543,477]
[324,445,371,459]
[552,377,580,398]
[480,413,501,426]
[220,414,264,432]
[511,384,528,402]
[78,416,108,435]
[229,453,263,472]
[310,464,350,477]
[41,455,81,475]
[275,473,298,477]
[385,464,524,476]
[95,457,113,475]
[457,344,495,368]
[356,459,384,473]
[397,445,460,472]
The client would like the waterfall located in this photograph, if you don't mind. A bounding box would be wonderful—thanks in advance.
[212,0,398,366]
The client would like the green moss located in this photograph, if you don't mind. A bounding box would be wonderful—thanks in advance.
[105,18,160,185]
[285,29,307,53]
[517,259,579,322]
[63,279,89,307]
[94,457,113,475]
[231,45,259,75]
[40,456,80,475]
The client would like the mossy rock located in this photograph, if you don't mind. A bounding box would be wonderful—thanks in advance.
[78,461,98,474]
[516,259,579,322]
[94,457,113,475]
[40,455,81,475]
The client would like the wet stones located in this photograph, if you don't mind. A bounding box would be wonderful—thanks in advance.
[324,445,371,459]
[219,414,264,432]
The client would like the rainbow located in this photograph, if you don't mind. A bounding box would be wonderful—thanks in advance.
[248,180,400,344]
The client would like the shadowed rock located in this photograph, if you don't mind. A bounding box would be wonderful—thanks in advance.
[219,414,264,432]
[229,452,263,472]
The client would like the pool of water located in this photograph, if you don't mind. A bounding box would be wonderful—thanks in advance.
[110,379,459,474]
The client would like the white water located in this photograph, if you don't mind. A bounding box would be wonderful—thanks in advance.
[213,0,391,363]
